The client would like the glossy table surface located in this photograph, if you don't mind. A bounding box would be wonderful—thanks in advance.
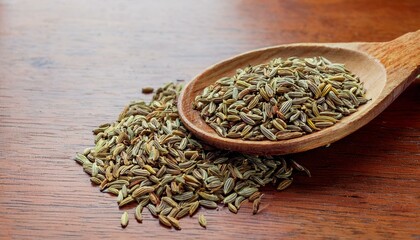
[0,0,419,239]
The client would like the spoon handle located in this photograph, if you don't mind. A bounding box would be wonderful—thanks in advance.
[361,30,420,95]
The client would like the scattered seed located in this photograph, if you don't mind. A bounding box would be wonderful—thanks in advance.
[121,212,129,228]
[198,214,207,228]
[142,87,154,94]
[277,179,293,191]
[252,194,263,215]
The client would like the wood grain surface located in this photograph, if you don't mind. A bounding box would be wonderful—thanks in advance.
[0,0,419,239]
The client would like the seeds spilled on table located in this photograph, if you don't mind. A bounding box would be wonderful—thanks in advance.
[193,57,369,140]
[74,82,310,229]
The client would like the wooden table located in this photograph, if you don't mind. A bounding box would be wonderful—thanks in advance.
[0,0,418,239]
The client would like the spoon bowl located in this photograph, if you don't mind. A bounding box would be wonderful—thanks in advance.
[178,31,419,155]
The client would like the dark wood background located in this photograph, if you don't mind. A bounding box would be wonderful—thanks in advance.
[0,0,418,239]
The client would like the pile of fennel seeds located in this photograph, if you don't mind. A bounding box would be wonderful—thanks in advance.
[75,82,310,229]
[193,56,369,141]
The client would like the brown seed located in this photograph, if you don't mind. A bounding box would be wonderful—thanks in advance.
[276,131,303,140]
[252,194,263,215]
[142,87,154,94]
[290,160,312,177]
[248,191,262,202]
[277,179,293,191]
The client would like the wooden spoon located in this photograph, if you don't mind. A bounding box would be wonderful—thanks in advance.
[178,31,420,155]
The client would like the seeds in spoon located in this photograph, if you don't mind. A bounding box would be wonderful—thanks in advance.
[193,56,369,141]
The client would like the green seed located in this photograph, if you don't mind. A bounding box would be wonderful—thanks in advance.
[237,187,258,197]
[222,192,237,204]
[199,200,218,209]
[223,177,235,195]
